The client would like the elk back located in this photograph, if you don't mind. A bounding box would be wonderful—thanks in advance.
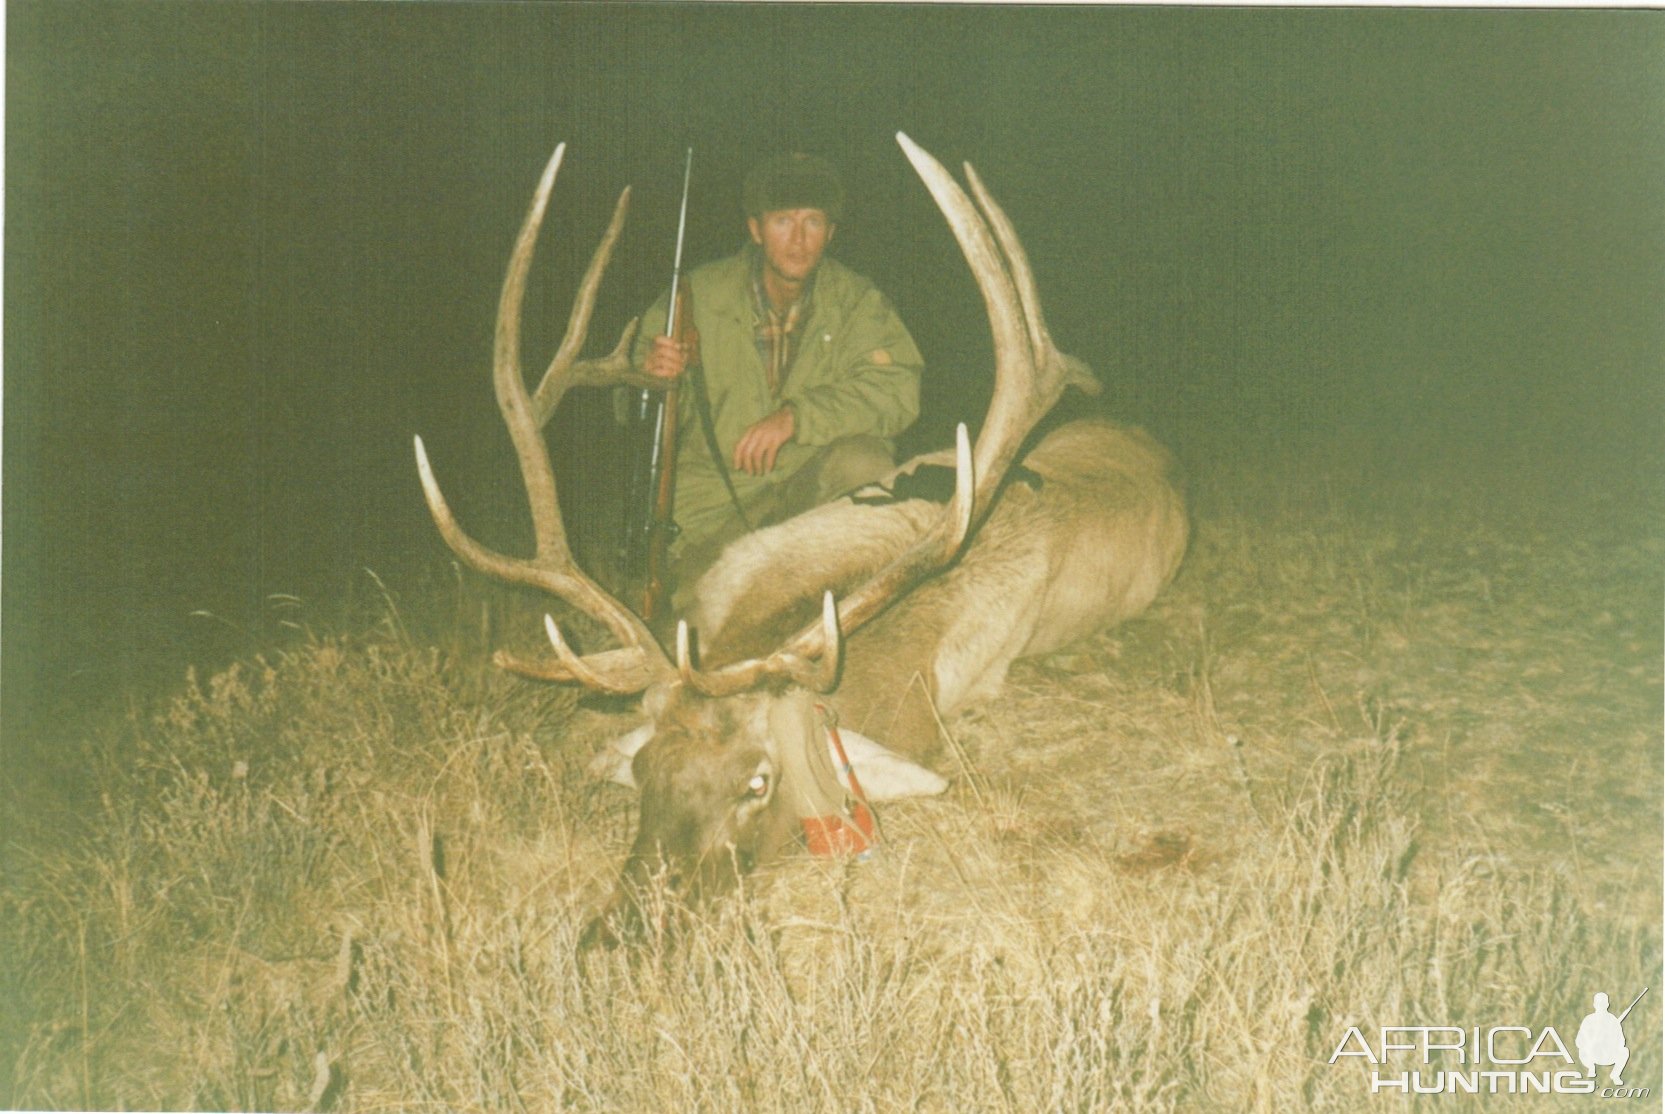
[689,417,1188,757]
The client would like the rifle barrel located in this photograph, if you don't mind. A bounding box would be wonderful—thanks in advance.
[625,148,695,621]
[665,147,694,337]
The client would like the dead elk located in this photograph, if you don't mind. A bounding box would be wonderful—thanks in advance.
[413,134,1189,947]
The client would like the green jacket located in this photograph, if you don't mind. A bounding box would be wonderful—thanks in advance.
[632,245,923,543]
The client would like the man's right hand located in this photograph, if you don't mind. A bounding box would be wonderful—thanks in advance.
[642,334,690,381]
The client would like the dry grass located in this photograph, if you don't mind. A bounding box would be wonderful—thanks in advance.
[4,461,1660,1111]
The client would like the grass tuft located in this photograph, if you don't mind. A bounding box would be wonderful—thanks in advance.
[5,470,1659,1110]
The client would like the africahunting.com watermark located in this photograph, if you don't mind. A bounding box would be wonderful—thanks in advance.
[1329,988,1650,1098]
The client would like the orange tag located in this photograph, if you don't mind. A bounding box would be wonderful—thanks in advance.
[803,801,877,857]
[804,710,878,858]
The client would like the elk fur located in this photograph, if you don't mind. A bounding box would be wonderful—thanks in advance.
[689,416,1189,757]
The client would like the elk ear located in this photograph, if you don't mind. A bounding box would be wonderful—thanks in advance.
[591,681,681,788]
[835,729,949,800]
[590,722,654,788]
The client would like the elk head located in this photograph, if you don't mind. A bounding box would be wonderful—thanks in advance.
[415,134,1098,947]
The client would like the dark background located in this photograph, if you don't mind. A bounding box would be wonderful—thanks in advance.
[6,4,1662,741]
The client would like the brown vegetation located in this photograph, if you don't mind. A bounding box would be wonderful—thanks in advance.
[3,454,1659,1111]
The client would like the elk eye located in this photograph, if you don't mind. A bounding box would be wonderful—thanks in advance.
[745,773,770,798]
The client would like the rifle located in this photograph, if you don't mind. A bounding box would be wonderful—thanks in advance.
[622,148,696,622]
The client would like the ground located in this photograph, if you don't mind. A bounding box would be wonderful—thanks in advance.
[3,436,1660,1111]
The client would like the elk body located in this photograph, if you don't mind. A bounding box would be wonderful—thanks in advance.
[415,134,1188,945]
[688,417,1186,759]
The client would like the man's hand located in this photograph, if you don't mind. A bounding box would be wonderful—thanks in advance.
[733,405,796,476]
[642,334,690,381]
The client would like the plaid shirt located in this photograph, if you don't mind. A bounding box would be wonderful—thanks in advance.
[749,255,816,397]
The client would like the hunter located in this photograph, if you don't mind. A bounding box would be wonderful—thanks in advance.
[633,152,924,605]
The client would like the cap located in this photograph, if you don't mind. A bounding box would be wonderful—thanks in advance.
[742,152,845,221]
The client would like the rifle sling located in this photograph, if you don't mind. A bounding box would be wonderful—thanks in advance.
[687,363,754,534]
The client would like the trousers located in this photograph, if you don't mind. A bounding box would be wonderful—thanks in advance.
[668,434,894,614]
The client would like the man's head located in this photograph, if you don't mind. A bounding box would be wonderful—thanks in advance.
[743,153,843,289]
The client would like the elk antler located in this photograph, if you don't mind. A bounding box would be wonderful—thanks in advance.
[675,132,1098,697]
[413,145,676,692]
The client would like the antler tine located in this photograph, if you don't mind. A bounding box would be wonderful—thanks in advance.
[415,145,676,693]
[977,180,1047,362]
[895,132,1031,427]
[415,432,656,660]
[548,185,630,376]
[675,619,695,678]
[516,614,665,694]
[530,186,644,426]
[679,592,844,697]
[491,144,570,561]
[962,161,1101,407]
[896,132,1096,526]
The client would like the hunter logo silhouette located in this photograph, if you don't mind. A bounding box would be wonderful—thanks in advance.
[1577,988,1647,1086]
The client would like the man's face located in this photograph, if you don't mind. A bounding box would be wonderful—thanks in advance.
[748,208,835,286]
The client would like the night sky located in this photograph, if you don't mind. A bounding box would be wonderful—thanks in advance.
[6,4,1662,738]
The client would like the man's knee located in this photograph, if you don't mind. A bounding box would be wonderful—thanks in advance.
[765,435,895,527]
[810,435,895,501]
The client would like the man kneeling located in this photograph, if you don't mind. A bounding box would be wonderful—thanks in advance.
[632,152,923,610]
